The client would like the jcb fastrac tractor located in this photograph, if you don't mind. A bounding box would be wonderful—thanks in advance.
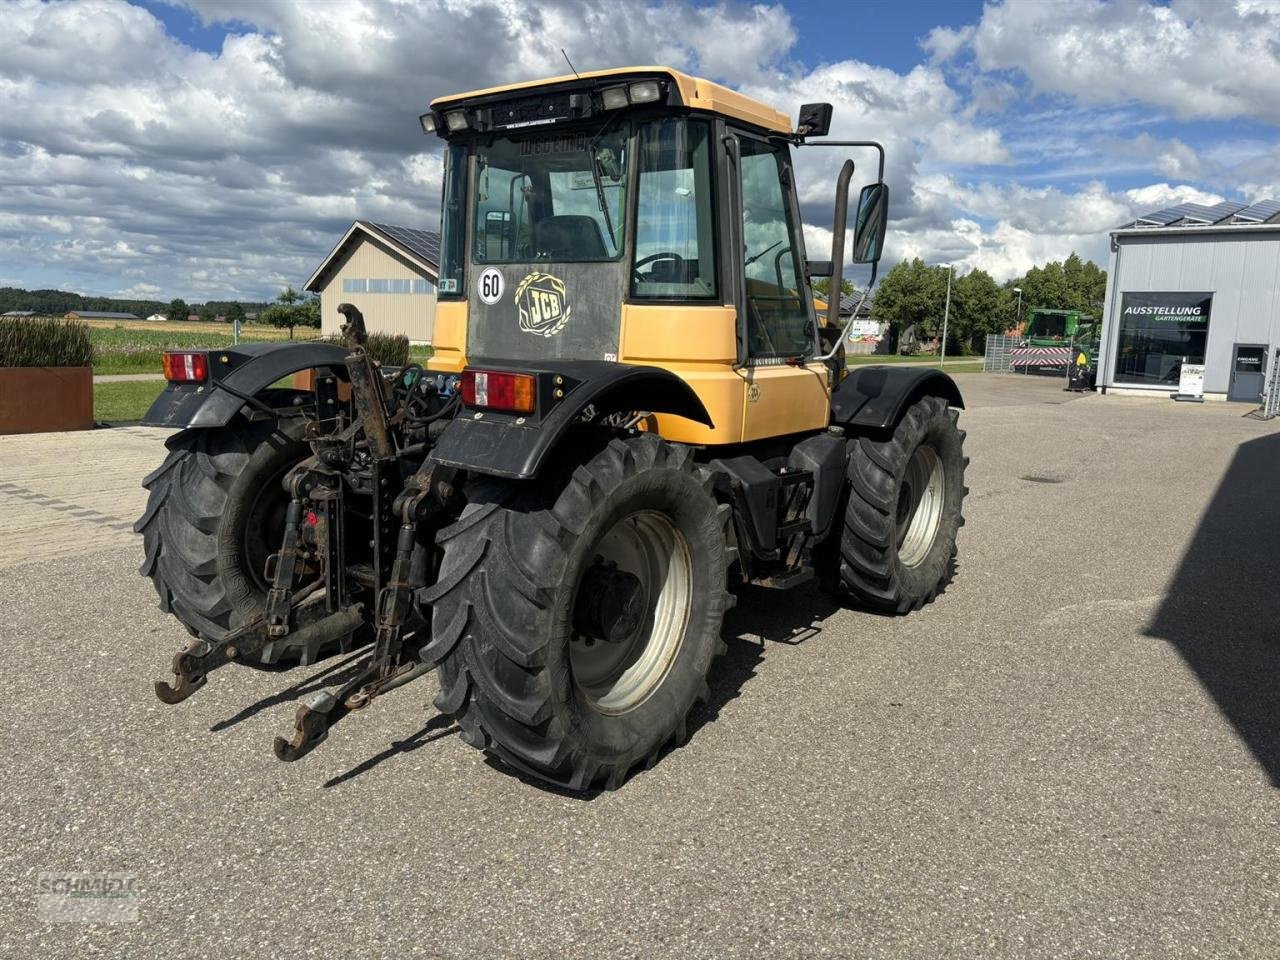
[139,67,967,791]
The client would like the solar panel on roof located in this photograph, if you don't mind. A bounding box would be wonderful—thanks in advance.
[1133,207,1183,226]
[367,222,441,266]
[1232,199,1280,223]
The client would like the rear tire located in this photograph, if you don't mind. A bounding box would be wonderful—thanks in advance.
[426,435,733,791]
[825,395,967,612]
[135,415,309,643]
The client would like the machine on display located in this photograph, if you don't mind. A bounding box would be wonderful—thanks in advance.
[137,67,968,790]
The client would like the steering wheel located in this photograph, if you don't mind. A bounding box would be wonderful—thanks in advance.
[633,251,685,285]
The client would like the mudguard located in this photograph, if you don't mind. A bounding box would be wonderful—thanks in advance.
[430,360,712,480]
[140,342,350,429]
[830,365,964,432]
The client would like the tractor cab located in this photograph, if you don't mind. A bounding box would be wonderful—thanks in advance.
[419,66,889,445]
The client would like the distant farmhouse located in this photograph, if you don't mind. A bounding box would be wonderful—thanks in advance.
[306,220,439,343]
[65,310,139,321]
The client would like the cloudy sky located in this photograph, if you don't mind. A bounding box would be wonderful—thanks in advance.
[3,0,1279,302]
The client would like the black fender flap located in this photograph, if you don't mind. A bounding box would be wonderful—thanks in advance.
[831,365,964,432]
[431,360,712,480]
[141,341,350,429]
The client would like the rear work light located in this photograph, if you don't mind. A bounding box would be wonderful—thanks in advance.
[461,369,536,414]
[162,351,208,383]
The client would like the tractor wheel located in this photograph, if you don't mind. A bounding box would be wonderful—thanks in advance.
[826,395,967,612]
[426,434,733,791]
[135,415,309,644]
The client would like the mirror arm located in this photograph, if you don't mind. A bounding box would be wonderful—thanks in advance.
[794,139,885,183]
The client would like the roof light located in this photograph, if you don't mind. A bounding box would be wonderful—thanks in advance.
[419,112,436,134]
[162,351,208,384]
[445,110,470,132]
[460,369,536,414]
[628,80,661,104]
[601,86,629,110]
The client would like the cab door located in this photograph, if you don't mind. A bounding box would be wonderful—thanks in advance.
[730,131,830,441]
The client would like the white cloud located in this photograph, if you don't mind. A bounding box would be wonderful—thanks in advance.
[0,0,1268,301]
[968,0,1280,124]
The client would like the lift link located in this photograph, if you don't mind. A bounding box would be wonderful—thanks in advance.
[273,461,456,762]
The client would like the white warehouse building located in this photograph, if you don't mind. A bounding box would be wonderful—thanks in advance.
[1096,199,1280,403]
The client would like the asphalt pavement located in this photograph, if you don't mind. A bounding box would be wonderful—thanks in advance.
[1,374,1278,959]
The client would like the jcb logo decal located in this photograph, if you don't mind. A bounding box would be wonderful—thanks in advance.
[515,271,571,337]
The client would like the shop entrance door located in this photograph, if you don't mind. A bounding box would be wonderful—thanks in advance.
[1228,343,1266,402]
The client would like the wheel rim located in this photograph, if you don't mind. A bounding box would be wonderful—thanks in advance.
[241,461,298,592]
[570,510,692,715]
[896,443,945,568]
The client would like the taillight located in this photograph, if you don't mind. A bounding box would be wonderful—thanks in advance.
[162,351,209,383]
[460,369,536,414]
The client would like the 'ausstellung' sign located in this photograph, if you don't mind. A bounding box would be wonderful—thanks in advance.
[1120,292,1213,324]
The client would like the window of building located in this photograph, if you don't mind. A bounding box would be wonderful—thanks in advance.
[341,277,436,294]
[1113,292,1212,386]
[631,119,717,300]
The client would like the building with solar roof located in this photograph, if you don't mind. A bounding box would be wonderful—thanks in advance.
[1097,198,1280,402]
[305,220,440,343]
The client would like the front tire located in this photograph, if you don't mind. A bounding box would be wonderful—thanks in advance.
[826,395,967,612]
[427,435,733,791]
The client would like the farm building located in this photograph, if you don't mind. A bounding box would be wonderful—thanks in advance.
[1097,198,1280,402]
[64,310,139,321]
[305,221,439,343]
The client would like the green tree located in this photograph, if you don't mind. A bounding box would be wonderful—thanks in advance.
[224,302,246,327]
[949,268,1003,354]
[166,298,190,323]
[811,277,854,299]
[870,258,948,350]
[261,286,320,339]
[1010,252,1107,317]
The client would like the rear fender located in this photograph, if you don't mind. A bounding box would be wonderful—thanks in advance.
[430,360,712,480]
[141,342,350,429]
[830,365,964,433]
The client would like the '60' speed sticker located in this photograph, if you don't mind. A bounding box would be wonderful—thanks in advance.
[478,267,505,305]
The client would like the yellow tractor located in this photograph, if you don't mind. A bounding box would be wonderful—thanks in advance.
[138,66,967,790]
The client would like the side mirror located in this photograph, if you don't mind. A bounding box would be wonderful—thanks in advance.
[851,182,889,264]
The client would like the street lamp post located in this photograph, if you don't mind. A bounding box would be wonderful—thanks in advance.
[940,263,953,367]
[1013,286,1023,332]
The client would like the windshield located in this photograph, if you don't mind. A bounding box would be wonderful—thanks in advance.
[472,124,629,264]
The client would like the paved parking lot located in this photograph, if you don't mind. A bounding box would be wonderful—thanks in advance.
[1,374,1278,958]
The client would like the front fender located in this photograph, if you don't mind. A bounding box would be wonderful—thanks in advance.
[141,342,350,429]
[831,365,964,432]
[430,360,712,480]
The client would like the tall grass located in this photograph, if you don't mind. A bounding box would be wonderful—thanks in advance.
[0,317,94,368]
[319,332,411,367]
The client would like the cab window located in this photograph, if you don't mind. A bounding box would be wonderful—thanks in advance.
[738,136,811,358]
[631,119,717,300]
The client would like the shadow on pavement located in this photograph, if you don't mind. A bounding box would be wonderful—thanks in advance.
[209,651,368,733]
[324,713,459,789]
[488,581,843,798]
[1146,430,1280,786]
